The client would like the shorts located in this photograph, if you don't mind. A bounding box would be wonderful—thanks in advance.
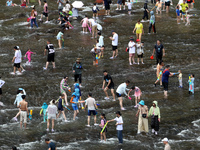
[43,12,48,17]
[48,114,56,120]
[0,88,2,95]
[157,7,161,11]
[116,92,122,97]
[72,105,78,111]
[92,25,97,32]
[57,37,61,40]
[88,110,97,116]
[20,111,27,123]
[122,0,125,5]
[101,128,107,133]
[60,89,66,94]
[187,0,192,3]
[105,4,110,10]
[112,46,118,51]
[128,9,131,11]
[93,10,97,13]
[47,53,55,62]
[117,0,122,5]
[182,12,185,15]
[162,82,168,91]
[165,1,170,6]
[129,53,135,57]
[14,63,20,68]
[180,10,182,13]
[108,83,114,89]
[137,53,143,58]
[58,107,64,111]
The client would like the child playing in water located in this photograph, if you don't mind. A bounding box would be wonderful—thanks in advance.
[149,11,156,34]
[56,30,64,49]
[126,0,132,15]
[177,70,182,88]
[99,113,107,142]
[39,0,48,23]
[156,0,163,14]
[24,49,36,65]
[80,15,88,33]
[56,94,67,122]
[141,2,149,22]
[176,5,181,24]
[185,11,195,26]
[98,32,104,58]
[128,86,142,108]
[136,39,144,65]
[70,93,79,120]
[188,74,194,94]
[92,3,99,19]
[40,102,48,122]
[74,83,83,109]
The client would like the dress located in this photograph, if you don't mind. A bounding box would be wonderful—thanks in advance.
[134,86,141,97]
[82,18,88,28]
[137,105,149,133]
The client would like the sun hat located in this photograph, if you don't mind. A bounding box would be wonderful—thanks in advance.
[139,100,145,106]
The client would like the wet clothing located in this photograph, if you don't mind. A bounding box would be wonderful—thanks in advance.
[104,74,114,89]
[48,142,56,150]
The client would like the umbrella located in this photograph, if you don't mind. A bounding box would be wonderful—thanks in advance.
[72,1,84,8]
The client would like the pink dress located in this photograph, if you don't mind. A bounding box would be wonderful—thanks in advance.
[26,51,34,62]
[82,18,88,28]
[134,86,141,97]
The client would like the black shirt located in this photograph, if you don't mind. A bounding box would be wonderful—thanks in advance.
[48,142,56,150]
[46,44,55,55]
[155,44,164,55]
[104,74,114,86]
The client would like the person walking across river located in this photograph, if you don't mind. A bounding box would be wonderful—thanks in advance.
[148,101,161,135]
[116,80,130,110]
[43,40,55,70]
[18,95,29,129]
[109,30,118,59]
[45,138,57,150]
[102,70,116,101]
[30,7,38,28]
[136,100,149,134]
[152,40,165,65]
[11,46,22,75]
[73,58,83,87]
[162,138,171,150]
[133,20,144,41]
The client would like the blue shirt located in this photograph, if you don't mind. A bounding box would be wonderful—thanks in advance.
[72,96,78,107]
[176,9,180,16]
[7,1,12,6]
[48,142,56,150]
[162,69,170,83]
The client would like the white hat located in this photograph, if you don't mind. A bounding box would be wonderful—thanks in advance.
[162,138,169,142]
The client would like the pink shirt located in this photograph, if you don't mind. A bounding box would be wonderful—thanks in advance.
[26,51,34,58]
[44,3,48,13]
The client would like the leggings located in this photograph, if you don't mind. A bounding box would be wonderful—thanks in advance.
[143,11,148,20]
[149,23,156,33]
[74,74,82,84]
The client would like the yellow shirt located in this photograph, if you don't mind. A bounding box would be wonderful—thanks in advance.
[180,3,188,13]
[178,73,182,80]
[135,23,143,34]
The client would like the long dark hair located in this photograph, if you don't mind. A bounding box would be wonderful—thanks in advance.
[101,113,106,119]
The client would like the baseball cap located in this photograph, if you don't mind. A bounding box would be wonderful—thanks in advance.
[162,138,169,142]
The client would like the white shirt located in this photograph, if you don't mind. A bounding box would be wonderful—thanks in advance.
[88,19,97,26]
[47,104,58,116]
[127,2,132,9]
[136,43,144,55]
[14,89,26,106]
[178,0,183,10]
[99,35,104,46]
[114,116,123,130]
[116,83,128,96]
[112,33,118,46]
[63,3,71,11]
[97,24,102,31]
[0,79,5,88]
[128,41,136,54]
[14,50,21,63]
[85,97,96,110]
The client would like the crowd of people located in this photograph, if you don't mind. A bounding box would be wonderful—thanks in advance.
[2,0,197,150]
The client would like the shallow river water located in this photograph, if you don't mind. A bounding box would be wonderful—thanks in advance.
[0,0,200,149]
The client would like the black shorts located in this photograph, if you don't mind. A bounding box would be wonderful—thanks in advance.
[105,4,110,10]
[162,82,168,91]
[88,110,97,116]
[180,10,182,13]
[0,88,2,95]
[165,1,170,6]
[14,63,20,68]
[47,53,55,62]
[116,92,122,97]
[138,53,143,58]
[108,83,114,89]
[122,0,125,5]
[101,128,107,133]
[112,46,118,51]
[43,12,48,17]
[58,107,64,111]
[187,0,192,3]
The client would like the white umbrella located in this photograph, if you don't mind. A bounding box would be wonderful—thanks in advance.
[72,1,84,8]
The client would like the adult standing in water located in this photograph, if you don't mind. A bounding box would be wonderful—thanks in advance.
[102,70,116,101]
[11,46,22,75]
[148,101,161,135]
[30,7,38,28]
[162,138,171,150]
[136,100,149,134]
[73,58,83,87]
[152,40,165,65]
[162,65,176,97]
[104,0,111,15]
[18,95,29,129]
[116,80,130,110]
[164,0,172,13]
[43,40,55,70]
[133,20,144,41]
[109,30,118,59]
[107,111,123,144]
